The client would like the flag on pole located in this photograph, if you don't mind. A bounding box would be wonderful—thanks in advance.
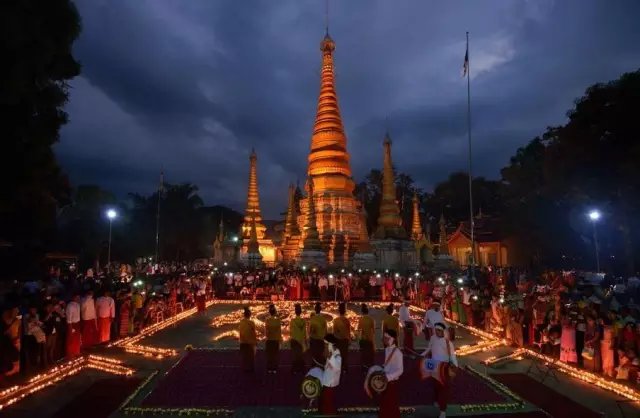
[462,42,469,77]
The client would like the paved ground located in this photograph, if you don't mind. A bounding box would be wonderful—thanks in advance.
[3,302,639,418]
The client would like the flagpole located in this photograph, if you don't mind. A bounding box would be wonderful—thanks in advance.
[155,170,163,264]
[465,31,476,279]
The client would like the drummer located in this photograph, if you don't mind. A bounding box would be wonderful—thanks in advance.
[421,322,458,418]
[238,307,257,373]
[319,333,342,415]
[423,300,445,340]
[379,329,403,418]
[399,299,414,351]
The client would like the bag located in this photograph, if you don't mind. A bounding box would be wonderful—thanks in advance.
[581,347,594,360]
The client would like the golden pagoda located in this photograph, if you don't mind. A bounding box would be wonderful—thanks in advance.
[411,192,433,265]
[297,30,362,265]
[281,183,302,263]
[298,178,327,267]
[373,132,407,240]
[370,131,416,269]
[240,149,276,265]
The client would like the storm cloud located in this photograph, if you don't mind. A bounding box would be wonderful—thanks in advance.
[58,0,640,218]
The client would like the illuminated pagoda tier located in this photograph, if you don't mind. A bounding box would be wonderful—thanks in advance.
[297,178,327,268]
[246,218,263,268]
[240,149,277,266]
[281,183,302,264]
[411,192,433,265]
[370,132,416,269]
[297,31,362,266]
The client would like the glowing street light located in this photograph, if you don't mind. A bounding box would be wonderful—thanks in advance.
[105,209,117,265]
[232,236,239,242]
[588,210,601,272]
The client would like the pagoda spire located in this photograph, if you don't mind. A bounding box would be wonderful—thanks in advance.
[284,183,300,239]
[301,179,322,251]
[411,192,423,241]
[217,213,224,241]
[374,132,407,239]
[438,213,449,255]
[242,148,266,239]
[307,30,353,183]
[248,218,260,253]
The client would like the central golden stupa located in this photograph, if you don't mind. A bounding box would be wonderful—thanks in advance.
[296,31,363,265]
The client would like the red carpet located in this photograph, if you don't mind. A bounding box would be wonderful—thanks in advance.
[52,377,142,418]
[491,373,602,418]
[142,350,506,409]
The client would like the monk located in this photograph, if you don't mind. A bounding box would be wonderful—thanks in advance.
[309,302,327,366]
[358,303,375,368]
[332,302,351,373]
[238,307,257,372]
[289,303,307,374]
[382,304,400,347]
[265,304,282,373]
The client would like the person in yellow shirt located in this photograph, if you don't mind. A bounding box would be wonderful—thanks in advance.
[358,303,375,368]
[265,303,282,373]
[382,304,400,347]
[238,307,257,372]
[309,302,327,366]
[289,303,307,374]
[332,302,351,373]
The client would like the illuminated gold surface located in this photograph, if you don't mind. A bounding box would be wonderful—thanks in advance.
[411,192,423,241]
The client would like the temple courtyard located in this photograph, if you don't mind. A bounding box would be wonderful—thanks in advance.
[2,302,639,418]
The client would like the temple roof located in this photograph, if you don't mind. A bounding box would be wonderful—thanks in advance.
[448,215,505,244]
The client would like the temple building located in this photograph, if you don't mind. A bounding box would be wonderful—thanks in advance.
[370,132,416,269]
[239,149,277,266]
[295,31,362,266]
[447,212,509,267]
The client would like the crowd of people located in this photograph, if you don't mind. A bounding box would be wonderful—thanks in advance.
[0,262,213,385]
[2,259,640,399]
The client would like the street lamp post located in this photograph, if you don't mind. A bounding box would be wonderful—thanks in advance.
[106,209,117,267]
[588,210,601,273]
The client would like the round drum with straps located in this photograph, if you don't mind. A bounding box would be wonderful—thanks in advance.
[301,367,323,399]
[364,365,388,398]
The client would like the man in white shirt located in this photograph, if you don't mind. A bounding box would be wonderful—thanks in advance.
[65,293,82,358]
[380,329,403,418]
[319,333,341,415]
[80,291,98,347]
[398,300,414,351]
[422,322,458,418]
[318,276,328,301]
[461,287,474,326]
[95,291,115,343]
[423,301,445,339]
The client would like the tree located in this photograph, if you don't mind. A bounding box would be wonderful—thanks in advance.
[542,70,640,273]
[0,0,81,265]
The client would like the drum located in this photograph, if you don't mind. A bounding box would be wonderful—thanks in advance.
[301,367,323,399]
[364,365,388,398]
[419,358,447,383]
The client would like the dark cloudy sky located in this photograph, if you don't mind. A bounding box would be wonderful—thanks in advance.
[57,0,640,218]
